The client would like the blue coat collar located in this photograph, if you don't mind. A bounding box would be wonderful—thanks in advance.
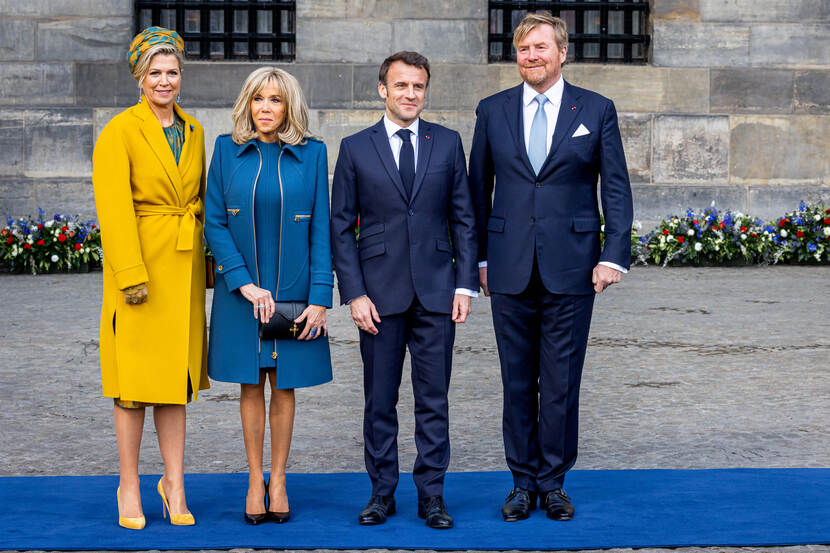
[235,139,304,161]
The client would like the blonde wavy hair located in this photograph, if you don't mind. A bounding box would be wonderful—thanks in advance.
[231,67,311,146]
[513,11,569,50]
[130,43,183,88]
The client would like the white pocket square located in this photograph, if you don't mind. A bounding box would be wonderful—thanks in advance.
[572,124,590,137]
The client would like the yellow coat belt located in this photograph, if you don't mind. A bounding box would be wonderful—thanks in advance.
[134,198,203,251]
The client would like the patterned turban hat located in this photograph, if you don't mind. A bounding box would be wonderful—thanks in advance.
[128,26,184,71]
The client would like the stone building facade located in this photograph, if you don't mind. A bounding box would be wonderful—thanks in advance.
[0,0,828,225]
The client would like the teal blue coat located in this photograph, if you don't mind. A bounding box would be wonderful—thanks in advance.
[204,134,333,388]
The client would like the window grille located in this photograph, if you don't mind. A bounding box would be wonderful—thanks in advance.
[489,1,649,63]
[135,1,296,61]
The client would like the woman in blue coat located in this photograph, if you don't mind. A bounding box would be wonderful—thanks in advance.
[204,67,333,524]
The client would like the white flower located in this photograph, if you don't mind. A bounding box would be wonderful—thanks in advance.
[780,230,788,238]
[715,245,720,251]
[45,220,54,228]
[694,242,702,251]
[84,247,90,253]
[50,254,59,262]
[824,227,830,237]
[667,235,675,242]
[735,212,744,219]
[740,233,747,240]
[815,214,822,221]
[26,238,33,244]
[763,230,770,235]
[601,224,605,232]
[686,229,695,236]
[632,220,643,231]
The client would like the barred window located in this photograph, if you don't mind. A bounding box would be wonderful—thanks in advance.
[135,1,296,61]
[489,1,650,63]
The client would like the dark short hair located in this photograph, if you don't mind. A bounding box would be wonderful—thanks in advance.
[379,51,431,86]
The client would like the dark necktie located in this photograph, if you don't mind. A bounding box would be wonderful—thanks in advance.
[395,128,415,199]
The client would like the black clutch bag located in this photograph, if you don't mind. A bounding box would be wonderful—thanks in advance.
[258,301,307,340]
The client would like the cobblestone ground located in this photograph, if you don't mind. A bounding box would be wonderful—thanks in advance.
[1,266,828,553]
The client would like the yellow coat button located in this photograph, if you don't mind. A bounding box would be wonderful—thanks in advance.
[217,265,223,271]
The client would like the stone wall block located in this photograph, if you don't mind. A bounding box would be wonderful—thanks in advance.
[652,21,749,67]
[654,115,730,183]
[37,17,132,62]
[710,69,794,114]
[730,115,830,183]
[297,0,347,18]
[0,178,35,216]
[0,114,25,176]
[0,0,131,16]
[352,0,487,19]
[427,64,496,110]
[653,0,700,20]
[750,24,830,67]
[188,108,233,164]
[618,114,651,183]
[75,63,139,107]
[291,64,353,109]
[795,71,830,114]
[564,66,708,113]
[748,185,830,221]
[297,20,392,63]
[353,65,384,109]
[24,110,93,178]
[0,63,73,106]
[35,180,96,218]
[632,184,748,222]
[175,63,264,107]
[0,19,35,61]
[700,0,830,23]
[392,20,486,64]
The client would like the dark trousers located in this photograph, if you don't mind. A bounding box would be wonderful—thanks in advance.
[490,258,595,493]
[359,296,455,499]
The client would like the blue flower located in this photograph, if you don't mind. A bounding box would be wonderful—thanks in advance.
[685,208,695,218]
[808,242,817,252]
[795,216,804,225]
[799,201,808,212]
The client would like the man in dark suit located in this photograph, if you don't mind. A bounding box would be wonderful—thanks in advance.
[331,51,478,529]
[469,12,633,522]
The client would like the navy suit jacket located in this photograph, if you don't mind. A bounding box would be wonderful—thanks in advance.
[331,118,478,316]
[469,80,633,296]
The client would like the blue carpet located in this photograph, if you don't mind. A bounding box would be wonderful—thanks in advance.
[1,469,828,550]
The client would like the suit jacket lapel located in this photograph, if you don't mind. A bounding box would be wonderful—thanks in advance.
[502,84,536,177]
[369,119,409,204]
[409,119,434,205]
[541,80,583,175]
[138,101,183,203]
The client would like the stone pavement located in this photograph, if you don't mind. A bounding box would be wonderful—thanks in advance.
[1,266,829,553]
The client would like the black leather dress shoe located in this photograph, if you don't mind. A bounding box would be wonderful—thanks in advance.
[417,495,453,529]
[542,489,574,521]
[501,487,537,521]
[358,495,396,525]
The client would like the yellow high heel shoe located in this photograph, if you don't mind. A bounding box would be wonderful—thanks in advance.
[116,487,146,530]
[157,478,195,526]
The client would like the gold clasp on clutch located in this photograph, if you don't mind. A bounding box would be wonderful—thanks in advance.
[290,323,299,337]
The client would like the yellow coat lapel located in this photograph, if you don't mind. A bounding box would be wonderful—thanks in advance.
[175,103,196,178]
[136,100,184,203]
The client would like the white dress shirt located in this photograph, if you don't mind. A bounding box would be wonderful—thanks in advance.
[479,80,627,275]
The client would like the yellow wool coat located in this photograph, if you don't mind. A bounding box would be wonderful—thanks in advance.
[92,101,209,404]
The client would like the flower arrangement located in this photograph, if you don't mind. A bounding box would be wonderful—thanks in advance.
[0,209,102,274]
[633,202,830,266]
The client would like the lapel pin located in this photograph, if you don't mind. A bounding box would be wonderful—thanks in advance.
[571,106,576,110]
[425,135,430,139]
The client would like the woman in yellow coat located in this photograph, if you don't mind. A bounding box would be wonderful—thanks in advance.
[92,27,208,530]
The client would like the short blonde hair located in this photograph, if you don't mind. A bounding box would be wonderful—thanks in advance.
[513,12,568,50]
[130,43,183,88]
[231,67,311,146]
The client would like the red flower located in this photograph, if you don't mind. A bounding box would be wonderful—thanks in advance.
[61,226,68,232]
[692,220,698,225]
[23,243,31,250]
[796,231,804,238]
[778,218,789,227]
[36,239,45,246]
[677,236,685,243]
[751,232,757,237]
[0,229,6,236]
[69,231,74,238]
[719,221,725,229]
[824,218,830,225]
[740,226,747,232]
[826,208,830,214]
[74,243,82,251]
[662,229,669,235]
[5,236,12,244]
[37,224,43,230]
[57,234,67,242]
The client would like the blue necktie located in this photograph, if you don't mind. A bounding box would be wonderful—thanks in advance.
[396,128,415,199]
[528,94,548,175]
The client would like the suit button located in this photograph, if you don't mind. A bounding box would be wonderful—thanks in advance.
[535,181,541,187]
[408,209,414,216]
[531,217,536,223]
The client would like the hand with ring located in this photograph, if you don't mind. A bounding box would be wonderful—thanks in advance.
[123,283,148,305]
[295,304,327,340]
[238,283,275,322]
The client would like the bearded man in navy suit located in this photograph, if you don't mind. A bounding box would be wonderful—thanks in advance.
[331,51,478,529]
[469,12,633,522]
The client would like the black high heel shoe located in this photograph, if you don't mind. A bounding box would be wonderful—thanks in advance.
[244,480,269,525]
[266,478,290,523]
